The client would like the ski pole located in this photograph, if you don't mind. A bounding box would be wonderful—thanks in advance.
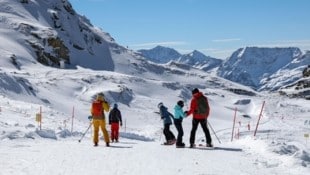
[78,122,92,142]
[207,121,222,144]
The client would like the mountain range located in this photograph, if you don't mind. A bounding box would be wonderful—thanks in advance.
[1,2,310,174]
[0,0,309,100]
[138,46,310,98]
[138,46,223,71]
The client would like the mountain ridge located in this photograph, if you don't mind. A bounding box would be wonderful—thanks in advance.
[138,46,222,71]
[0,0,115,70]
[139,45,309,96]
[0,0,309,100]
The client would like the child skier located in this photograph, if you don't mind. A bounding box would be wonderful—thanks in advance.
[109,103,122,142]
[173,100,187,148]
[158,102,176,145]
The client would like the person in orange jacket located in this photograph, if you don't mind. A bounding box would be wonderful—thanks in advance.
[90,93,110,147]
[187,88,213,148]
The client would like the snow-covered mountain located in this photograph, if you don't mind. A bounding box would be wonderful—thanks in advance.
[217,47,310,92]
[139,45,310,96]
[277,51,310,99]
[0,0,191,77]
[1,1,310,175]
[137,45,182,63]
[0,0,117,70]
[138,46,222,71]
[0,0,257,112]
[178,50,222,71]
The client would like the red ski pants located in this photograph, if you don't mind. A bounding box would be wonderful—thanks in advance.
[110,123,120,141]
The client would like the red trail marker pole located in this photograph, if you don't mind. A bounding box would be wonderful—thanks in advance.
[231,108,237,142]
[254,101,266,137]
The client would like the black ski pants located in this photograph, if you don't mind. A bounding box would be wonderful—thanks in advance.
[174,119,184,145]
[190,118,212,145]
[163,123,175,142]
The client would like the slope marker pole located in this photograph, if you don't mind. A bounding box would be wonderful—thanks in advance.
[254,101,266,137]
[231,108,237,142]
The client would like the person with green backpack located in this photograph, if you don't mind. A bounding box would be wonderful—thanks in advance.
[187,88,213,148]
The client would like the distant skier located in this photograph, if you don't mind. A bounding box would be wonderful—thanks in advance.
[90,93,110,147]
[187,88,213,148]
[158,102,176,145]
[109,103,123,142]
[173,100,187,148]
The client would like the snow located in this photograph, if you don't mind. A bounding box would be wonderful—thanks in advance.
[1,66,310,175]
[0,0,310,175]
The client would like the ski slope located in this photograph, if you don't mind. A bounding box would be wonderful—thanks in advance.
[0,68,309,175]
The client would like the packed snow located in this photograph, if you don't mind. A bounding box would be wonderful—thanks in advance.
[0,0,310,175]
[1,66,310,175]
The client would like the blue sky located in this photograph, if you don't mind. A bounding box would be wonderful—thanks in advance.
[70,0,310,59]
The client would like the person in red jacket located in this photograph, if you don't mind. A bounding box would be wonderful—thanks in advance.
[187,88,213,148]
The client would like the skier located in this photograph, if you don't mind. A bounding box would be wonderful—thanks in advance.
[109,103,123,142]
[173,100,187,148]
[158,102,176,145]
[90,93,110,147]
[187,88,213,148]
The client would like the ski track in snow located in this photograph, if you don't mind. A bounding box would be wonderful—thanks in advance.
[0,138,256,175]
[1,88,310,175]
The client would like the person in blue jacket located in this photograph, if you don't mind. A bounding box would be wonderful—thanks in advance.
[158,102,176,145]
[173,100,187,148]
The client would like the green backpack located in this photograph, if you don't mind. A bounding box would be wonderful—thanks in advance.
[196,96,209,114]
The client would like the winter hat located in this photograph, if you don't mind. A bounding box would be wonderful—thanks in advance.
[114,103,118,108]
[192,88,199,95]
[158,102,163,108]
[177,100,184,108]
[96,93,105,101]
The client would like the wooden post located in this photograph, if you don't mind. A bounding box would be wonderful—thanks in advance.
[231,108,237,142]
[254,101,266,137]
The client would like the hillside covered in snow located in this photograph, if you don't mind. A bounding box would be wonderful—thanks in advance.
[0,1,310,175]
[0,0,117,70]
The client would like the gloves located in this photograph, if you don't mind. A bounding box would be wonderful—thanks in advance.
[88,116,93,120]
[184,111,189,117]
